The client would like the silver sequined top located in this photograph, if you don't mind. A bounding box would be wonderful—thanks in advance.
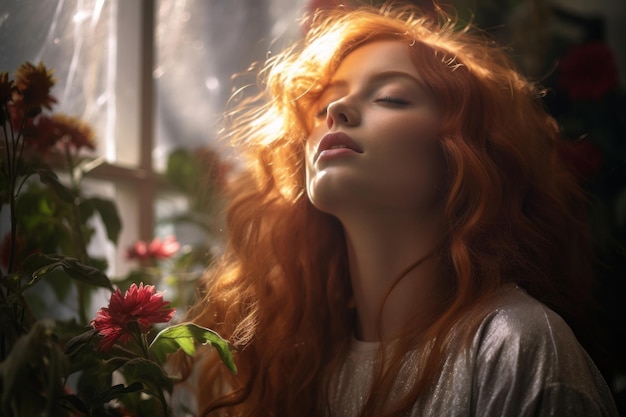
[326,285,618,417]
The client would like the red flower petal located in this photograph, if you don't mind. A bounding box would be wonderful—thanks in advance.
[558,41,620,101]
[91,283,175,351]
[148,236,180,259]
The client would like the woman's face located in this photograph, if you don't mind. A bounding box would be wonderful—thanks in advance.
[305,40,445,218]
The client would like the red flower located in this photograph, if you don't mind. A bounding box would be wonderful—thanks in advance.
[91,283,175,351]
[558,41,620,101]
[25,115,60,151]
[149,236,181,259]
[24,113,96,152]
[50,113,96,151]
[126,240,149,260]
[126,236,180,261]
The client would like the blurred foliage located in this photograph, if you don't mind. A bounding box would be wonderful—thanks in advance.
[0,62,233,416]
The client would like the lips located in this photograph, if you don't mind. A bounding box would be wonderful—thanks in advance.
[315,132,363,162]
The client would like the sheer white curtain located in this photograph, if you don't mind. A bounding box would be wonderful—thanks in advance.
[0,0,307,276]
[154,0,307,169]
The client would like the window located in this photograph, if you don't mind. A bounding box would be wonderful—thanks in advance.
[1,0,307,280]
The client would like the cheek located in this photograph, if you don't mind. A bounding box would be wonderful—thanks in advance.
[382,119,441,169]
[304,136,315,174]
[415,140,448,203]
[304,134,319,200]
[384,123,446,201]
[304,135,315,161]
[304,128,347,212]
[304,121,328,160]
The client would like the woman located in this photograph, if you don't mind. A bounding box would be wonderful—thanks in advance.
[177,4,619,416]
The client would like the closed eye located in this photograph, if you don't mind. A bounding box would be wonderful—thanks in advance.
[374,96,408,105]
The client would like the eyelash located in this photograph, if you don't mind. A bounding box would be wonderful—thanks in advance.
[375,96,408,105]
[315,96,407,118]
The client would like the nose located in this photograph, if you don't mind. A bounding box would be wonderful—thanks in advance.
[326,99,360,129]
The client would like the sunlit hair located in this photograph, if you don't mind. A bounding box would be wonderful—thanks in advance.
[178,3,595,416]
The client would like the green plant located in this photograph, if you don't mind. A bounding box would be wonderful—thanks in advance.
[0,62,235,416]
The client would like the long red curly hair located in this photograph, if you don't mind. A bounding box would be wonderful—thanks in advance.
[177,3,596,416]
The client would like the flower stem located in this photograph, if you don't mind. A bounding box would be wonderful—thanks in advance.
[64,144,90,324]
[129,325,151,359]
[140,332,150,359]
[0,102,36,350]
[2,103,28,276]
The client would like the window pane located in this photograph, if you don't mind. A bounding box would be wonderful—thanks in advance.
[0,0,148,277]
[153,0,308,171]
[0,0,123,162]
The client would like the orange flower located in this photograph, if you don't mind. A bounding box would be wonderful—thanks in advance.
[91,283,175,351]
[50,113,96,151]
[25,113,96,152]
[26,115,60,151]
[14,62,57,110]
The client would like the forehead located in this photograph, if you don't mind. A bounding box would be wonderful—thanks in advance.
[330,40,420,82]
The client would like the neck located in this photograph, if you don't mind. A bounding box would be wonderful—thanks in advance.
[340,208,447,342]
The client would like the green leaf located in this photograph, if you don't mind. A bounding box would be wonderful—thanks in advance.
[121,357,173,388]
[78,198,96,225]
[36,168,75,203]
[21,253,113,291]
[74,357,115,407]
[116,357,173,413]
[93,382,144,405]
[0,319,69,416]
[150,323,237,374]
[63,328,99,358]
[13,183,81,256]
[43,333,71,414]
[165,148,197,193]
[88,256,109,273]
[58,393,88,415]
[89,197,122,244]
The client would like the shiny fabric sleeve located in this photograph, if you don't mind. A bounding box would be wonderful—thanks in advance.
[469,294,618,417]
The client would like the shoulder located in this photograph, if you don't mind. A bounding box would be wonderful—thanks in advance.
[464,285,618,417]
[473,285,574,356]
[470,285,592,379]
